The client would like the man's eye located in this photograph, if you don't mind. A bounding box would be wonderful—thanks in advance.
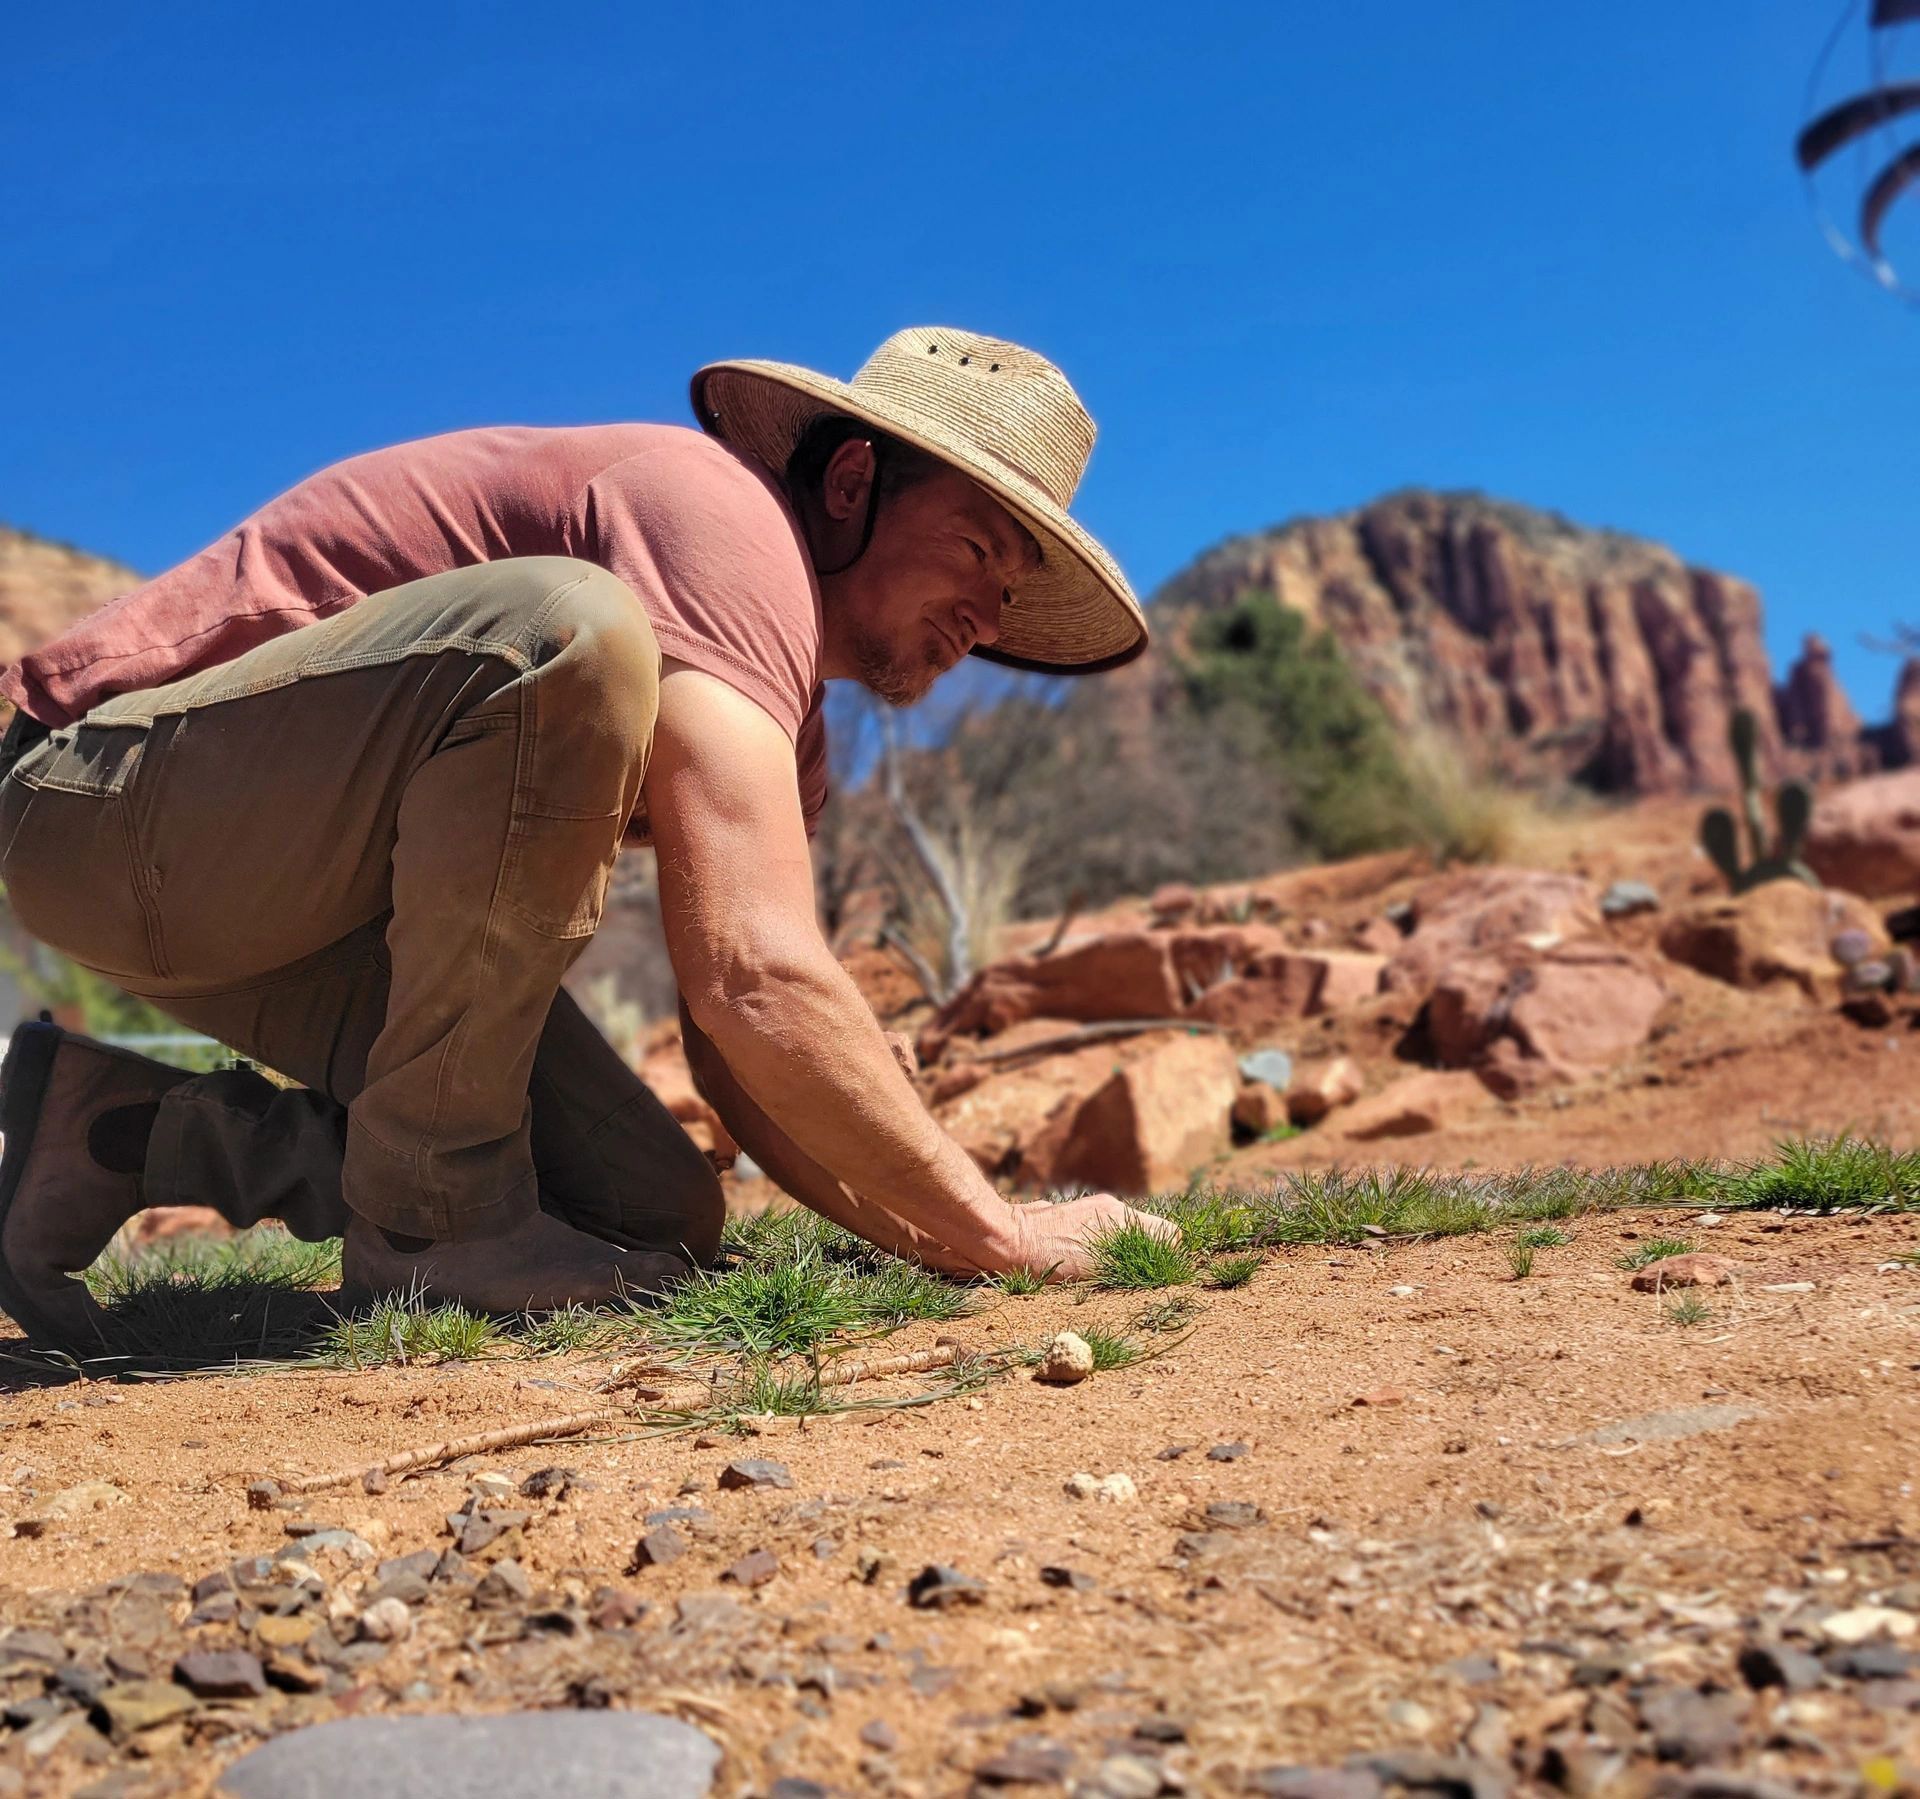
[966,540,987,563]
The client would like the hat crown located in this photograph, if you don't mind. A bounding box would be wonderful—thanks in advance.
[848,327,1096,510]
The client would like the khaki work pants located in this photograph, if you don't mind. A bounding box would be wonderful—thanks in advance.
[0,557,722,1259]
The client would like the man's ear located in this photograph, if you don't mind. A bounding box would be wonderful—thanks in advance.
[821,438,877,524]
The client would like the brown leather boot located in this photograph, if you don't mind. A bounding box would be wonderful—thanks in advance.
[0,1022,192,1349]
[339,1207,687,1314]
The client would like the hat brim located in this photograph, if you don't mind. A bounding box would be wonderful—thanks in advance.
[691,359,1149,676]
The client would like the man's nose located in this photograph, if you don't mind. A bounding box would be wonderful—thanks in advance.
[963,588,1004,649]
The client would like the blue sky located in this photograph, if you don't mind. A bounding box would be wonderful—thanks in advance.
[5,1,1916,718]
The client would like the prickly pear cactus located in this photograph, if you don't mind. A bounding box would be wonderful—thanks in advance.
[1698,707,1820,894]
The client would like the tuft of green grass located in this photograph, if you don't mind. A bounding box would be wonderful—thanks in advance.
[650,1239,970,1358]
[518,1305,629,1357]
[1665,1294,1712,1326]
[1205,1252,1262,1290]
[1705,1137,1920,1213]
[649,1243,865,1358]
[1517,1226,1572,1249]
[1615,1237,1696,1271]
[711,1359,840,1423]
[1149,1190,1262,1255]
[850,1261,975,1329]
[1506,1241,1535,1280]
[1076,1325,1142,1371]
[319,1295,504,1367]
[1261,1123,1302,1143]
[1088,1221,1200,1290]
[993,1266,1047,1296]
[77,1227,343,1367]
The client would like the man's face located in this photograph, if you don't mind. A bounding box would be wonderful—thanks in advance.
[817,449,1043,707]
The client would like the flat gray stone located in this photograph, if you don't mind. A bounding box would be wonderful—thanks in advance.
[1600,879,1660,918]
[1575,1402,1760,1447]
[1238,1048,1294,1091]
[215,1712,720,1798]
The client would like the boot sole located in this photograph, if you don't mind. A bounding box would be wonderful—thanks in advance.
[0,1022,89,1350]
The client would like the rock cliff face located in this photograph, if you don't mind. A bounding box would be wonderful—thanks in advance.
[1154,490,1896,792]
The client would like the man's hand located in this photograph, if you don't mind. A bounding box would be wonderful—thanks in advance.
[1009,1195,1181,1283]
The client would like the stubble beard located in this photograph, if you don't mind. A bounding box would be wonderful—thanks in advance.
[851,620,947,709]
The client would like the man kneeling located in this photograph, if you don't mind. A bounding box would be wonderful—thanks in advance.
[0,327,1172,1349]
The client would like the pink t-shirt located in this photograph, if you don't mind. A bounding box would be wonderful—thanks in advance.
[0,424,830,833]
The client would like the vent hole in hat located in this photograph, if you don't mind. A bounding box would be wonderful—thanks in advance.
[989,363,1000,372]
[959,355,970,365]
[928,342,939,354]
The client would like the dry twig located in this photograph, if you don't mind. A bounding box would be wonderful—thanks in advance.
[814,1343,959,1387]
[269,1344,968,1495]
[271,1405,629,1496]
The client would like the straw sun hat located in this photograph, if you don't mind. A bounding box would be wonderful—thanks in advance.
[690,326,1148,675]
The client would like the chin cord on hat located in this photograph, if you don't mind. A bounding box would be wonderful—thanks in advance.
[813,438,887,577]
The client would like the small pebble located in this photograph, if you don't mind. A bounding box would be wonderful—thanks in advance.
[907,1564,986,1609]
[1037,1331,1095,1385]
[356,1597,412,1644]
[717,1459,793,1492]
[722,1549,779,1588]
[1064,1472,1137,1503]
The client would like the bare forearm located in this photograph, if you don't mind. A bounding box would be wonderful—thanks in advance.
[683,942,1023,1269]
[680,1007,985,1274]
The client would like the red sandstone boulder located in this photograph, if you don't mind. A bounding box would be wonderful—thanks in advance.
[1629,1252,1734,1291]
[1231,1082,1290,1138]
[1166,925,1296,1004]
[1659,882,1888,1000]
[920,933,1183,1060]
[840,945,929,1022]
[931,1041,1121,1184]
[1805,769,1920,900]
[123,1205,229,1247]
[1350,917,1404,957]
[1028,1032,1239,1196]
[1285,1055,1364,1126]
[1182,977,1306,1040]
[1333,1069,1490,1141]
[1426,940,1668,1092]
[1147,883,1199,925]
[1385,869,1604,996]
[1252,948,1387,1013]
[1182,949,1385,1040]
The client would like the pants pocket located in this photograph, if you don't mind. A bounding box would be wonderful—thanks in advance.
[497,809,620,940]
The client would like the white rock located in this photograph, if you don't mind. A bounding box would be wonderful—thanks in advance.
[1037,1331,1095,1384]
[357,1596,413,1643]
[1760,1282,1815,1293]
[1091,1754,1165,1799]
[41,1481,128,1518]
[1064,1471,1137,1503]
[1819,1604,1917,1645]
[469,1471,516,1502]
[1387,1285,1416,1298]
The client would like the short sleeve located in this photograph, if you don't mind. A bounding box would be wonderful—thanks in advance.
[573,436,822,744]
[796,689,831,838]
